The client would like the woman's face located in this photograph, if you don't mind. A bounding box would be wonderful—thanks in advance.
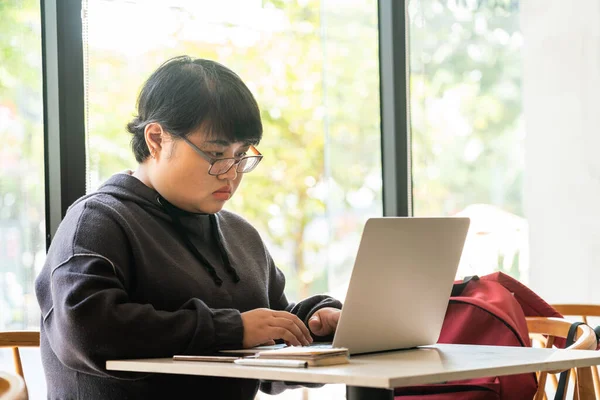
[145,124,251,213]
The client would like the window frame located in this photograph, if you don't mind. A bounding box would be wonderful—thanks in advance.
[41,0,87,249]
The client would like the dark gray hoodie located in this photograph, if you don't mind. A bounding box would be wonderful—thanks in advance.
[35,172,341,399]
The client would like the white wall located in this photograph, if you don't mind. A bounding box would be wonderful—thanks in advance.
[522,0,600,303]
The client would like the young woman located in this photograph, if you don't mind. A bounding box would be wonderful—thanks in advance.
[35,56,342,399]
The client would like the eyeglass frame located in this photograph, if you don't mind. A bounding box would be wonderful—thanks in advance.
[179,135,263,176]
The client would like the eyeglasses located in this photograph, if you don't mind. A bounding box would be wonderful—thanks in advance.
[180,136,263,176]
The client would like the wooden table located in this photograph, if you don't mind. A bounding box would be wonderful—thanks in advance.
[107,344,600,399]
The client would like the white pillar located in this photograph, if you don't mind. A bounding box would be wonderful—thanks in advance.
[522,0,600,303]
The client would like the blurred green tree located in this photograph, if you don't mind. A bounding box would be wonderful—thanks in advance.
[0,0,526,329]
[410,0,523,218]
[0,0,44,329]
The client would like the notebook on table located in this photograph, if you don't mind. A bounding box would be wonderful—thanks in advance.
[253,346,349,366]
[174,346,349,367]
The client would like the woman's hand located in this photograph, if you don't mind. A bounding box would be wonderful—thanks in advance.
[241,308,313,348]
[308,307,341,337]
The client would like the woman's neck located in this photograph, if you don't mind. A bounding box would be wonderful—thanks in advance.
[132,165,154,190]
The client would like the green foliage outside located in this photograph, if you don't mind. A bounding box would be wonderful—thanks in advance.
[0,0,44,329]
[0,0,526,330]
[410,0,524,218]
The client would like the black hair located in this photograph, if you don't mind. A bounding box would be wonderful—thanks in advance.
[127,56,263,162]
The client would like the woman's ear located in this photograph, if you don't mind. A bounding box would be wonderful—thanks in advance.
[144,123,164,159]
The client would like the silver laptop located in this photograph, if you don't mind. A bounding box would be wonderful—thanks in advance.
[321,216,470,355]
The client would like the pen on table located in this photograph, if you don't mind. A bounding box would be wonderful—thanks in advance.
[234,358,308,368]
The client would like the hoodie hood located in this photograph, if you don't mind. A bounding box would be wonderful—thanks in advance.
[78,171,240,286]
[72,171,168,219]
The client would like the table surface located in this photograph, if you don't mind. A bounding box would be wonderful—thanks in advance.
[106,343,600,389]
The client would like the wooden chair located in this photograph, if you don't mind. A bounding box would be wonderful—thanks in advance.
[0,371,27,400]
[526,317,598,400]
[0,332,40,380]
[552,304,600,399]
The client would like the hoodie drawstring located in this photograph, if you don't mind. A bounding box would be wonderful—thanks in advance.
[209,214,241,283]
[157,195,239,286]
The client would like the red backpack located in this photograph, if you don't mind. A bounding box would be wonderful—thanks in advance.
[394,272,561,400]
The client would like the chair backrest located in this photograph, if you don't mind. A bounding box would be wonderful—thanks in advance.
[526,317,597,400]
[0,371,28,400]
[552,304,600,326]
[551,304,600,399]
[0,332,40,381]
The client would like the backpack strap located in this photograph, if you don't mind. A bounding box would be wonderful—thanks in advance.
[554,322,584,400]
[451,275,479,297]
[594,326,600,343]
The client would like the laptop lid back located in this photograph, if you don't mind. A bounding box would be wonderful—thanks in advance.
[331,217,470,355]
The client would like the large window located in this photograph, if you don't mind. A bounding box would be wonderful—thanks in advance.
[408,0,526,282]
[0,0,46,397]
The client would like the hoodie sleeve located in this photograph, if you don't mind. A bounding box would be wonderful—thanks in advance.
[36,202,243,378]
[260,253,342,396]
[266,252,343,342]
